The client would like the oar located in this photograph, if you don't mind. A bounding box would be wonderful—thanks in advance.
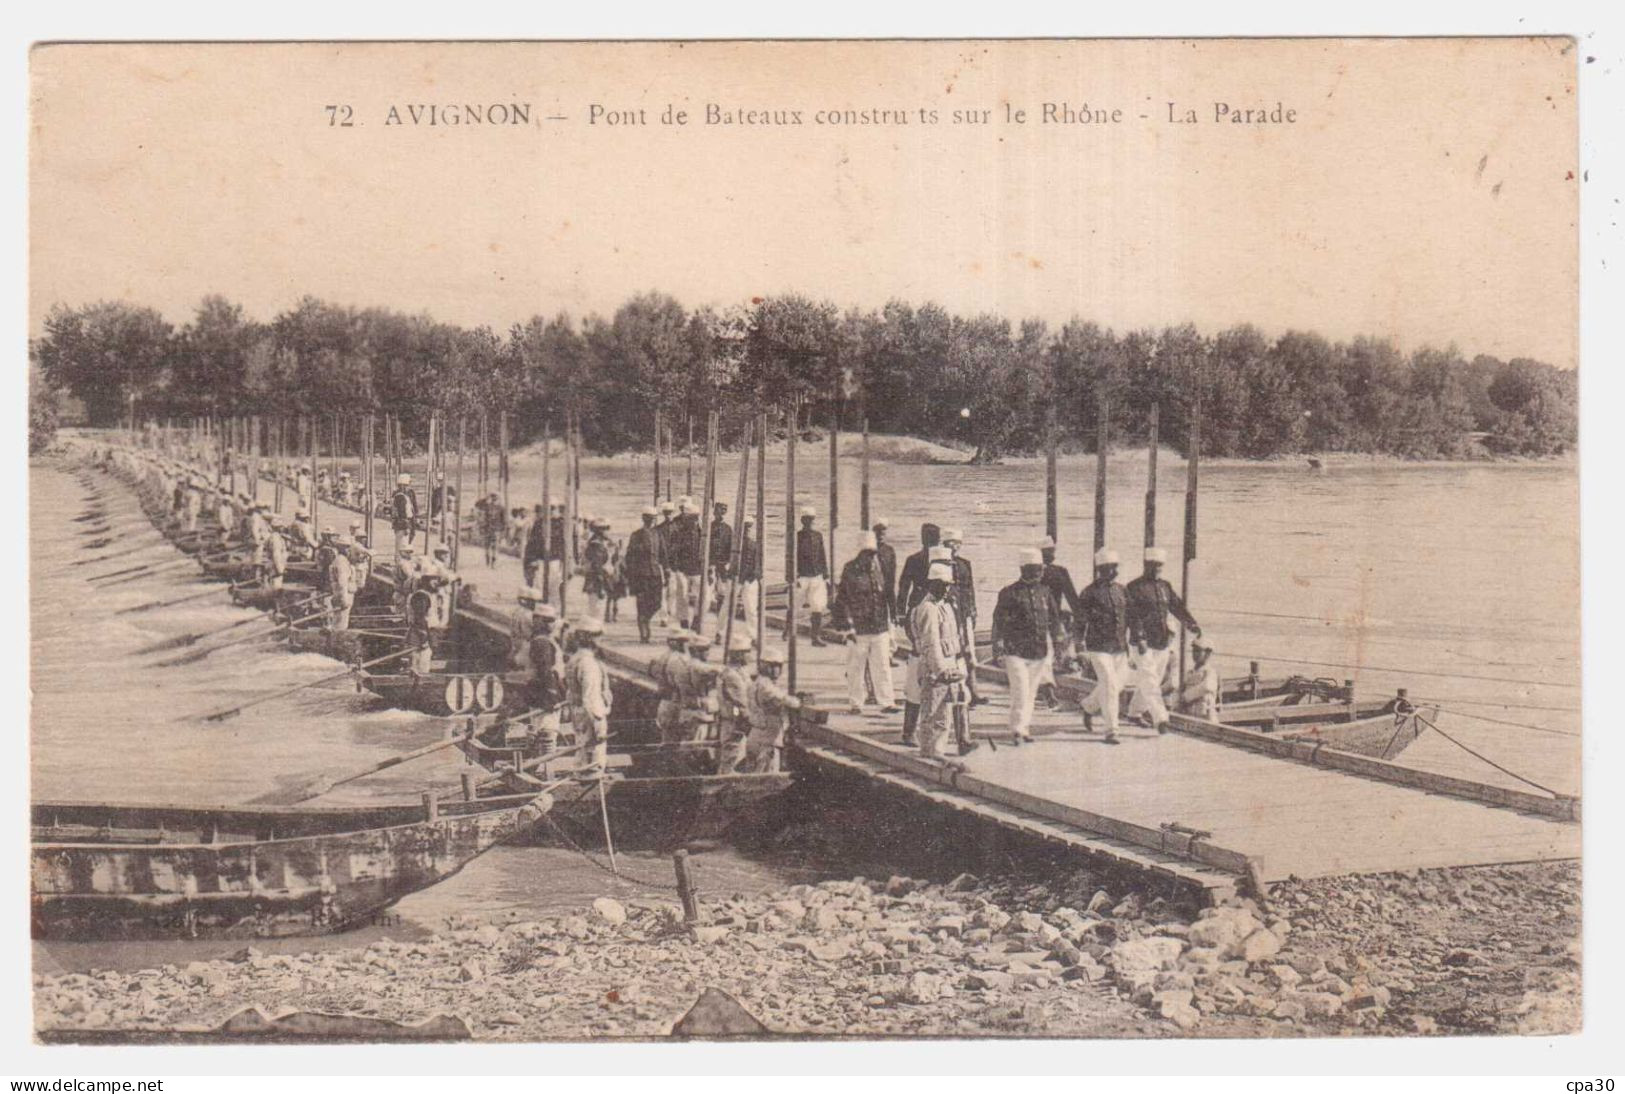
[157,604,330,667]
[199,646,422,723]
[247,731,471,805]
[89,555,201,583]
[134,591,326,651]
[99,547,242,589]
[119,579,262,617]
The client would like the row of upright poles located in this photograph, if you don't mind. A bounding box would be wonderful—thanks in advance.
[131,390,1203,696]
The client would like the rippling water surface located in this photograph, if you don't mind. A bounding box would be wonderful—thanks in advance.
[29,450,1580,968]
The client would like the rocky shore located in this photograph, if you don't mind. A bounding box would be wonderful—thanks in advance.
[34,861,1579,1041]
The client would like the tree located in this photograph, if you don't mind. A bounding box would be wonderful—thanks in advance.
[742,295,840,423]
[34,302,174,425]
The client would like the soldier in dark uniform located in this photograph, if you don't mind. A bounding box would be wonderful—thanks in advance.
[624,506,667,642]
[795,508,830,645]
[1037,536,1083,708]
[707,500,734,615]
[872,518,898,621]
[1125,546,1201,732]
[941,528,984,706]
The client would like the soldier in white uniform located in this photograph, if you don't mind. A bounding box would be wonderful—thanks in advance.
[566,616,612,776]
[510,586,541,669]
[740,645,802,773]
[326,535,356,630]
[648,628,694,745]
[1180,637,1220,720]
[715,630,756,773]
[911,561,968,762]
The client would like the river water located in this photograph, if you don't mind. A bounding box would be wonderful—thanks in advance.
[29,449,1580,969]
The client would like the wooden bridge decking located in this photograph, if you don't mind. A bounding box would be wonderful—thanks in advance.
[225,479,1584,894]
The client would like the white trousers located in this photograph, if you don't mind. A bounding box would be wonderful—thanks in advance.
[797,576,828,613]
[1004,653,1050,738]
[846,632,896,708]
[1081,651,1128,733]
[667,570,693,623]
[1127,646,1174,726]
[903,655,923,705]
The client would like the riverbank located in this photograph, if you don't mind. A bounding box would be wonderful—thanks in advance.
[33,861,1578,1041]
[498,431,1574,471]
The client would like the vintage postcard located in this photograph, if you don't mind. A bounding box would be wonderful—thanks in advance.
[27,38,1580,1046]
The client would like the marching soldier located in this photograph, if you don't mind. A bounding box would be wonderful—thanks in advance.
[1077,547,1129,745]
[1036,536,1083,708]
[894,523,941,746]
[991,548,1072,744]
[707,500,734,613]
[390,473,418,561]
[741,645,801,773]
[715,630,756,773]
[527,604,566,753]
[734,516,761,633]
[1125,546,1201,734]
[522,502,548,589]
[912,559,973,761]
[624,507,667,642]
[582,517,614,621]
[795,508,830,645]
[832,530,899,714]
[653,499,678,622]
[668,497,703,628]
[566,616,612,776]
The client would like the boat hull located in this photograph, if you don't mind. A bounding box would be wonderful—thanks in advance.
[31,796,546,942]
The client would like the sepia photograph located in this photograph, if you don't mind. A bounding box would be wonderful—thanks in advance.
[23,36,1587,1055]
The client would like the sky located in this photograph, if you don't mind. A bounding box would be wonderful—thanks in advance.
[29,38,1579,365]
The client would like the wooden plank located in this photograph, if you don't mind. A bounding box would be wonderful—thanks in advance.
[1169,712,1579,821]
[796,719,1262,877]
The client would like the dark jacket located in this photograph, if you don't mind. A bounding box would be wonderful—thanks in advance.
[623,525,666,591]
[523,517,548,567]
[737,532,760,582]
[833,551,891,635]
[1041,562,1082,619]
[993,579,1069,662]
[528,632,566,710]
[1126,574,1198,651]
[950,556,977,622]
[547,516,566,561]
[708,519,734,572]
[668,513,703,575]
[876,541,898,618]
[796,527,828,578]
[1077,579,1130,653]
[896,547,932,621]
[390,488,418,532]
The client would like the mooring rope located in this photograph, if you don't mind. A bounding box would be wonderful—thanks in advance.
[1420,704,1581,739]
[538,810,682,893]
[1415,713,1566,797]
[1212,649,1577,690]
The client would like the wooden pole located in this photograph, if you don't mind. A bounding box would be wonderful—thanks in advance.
[1145,402,1160,548]
[454,415,466,569]
[498,411,510,516]
[308,414,319,535]
[672,849,700,923]
[785,399,799,690]
[1045,401,1058,543]
[423,414,436,555]
[828,393,839,574]
[273,418,284,513]
[478,412,489,502]
[562,409,577,616]
[1180,390,1201,691]
[364,413,375,548]
[1093,392,1109,552]
[755,409,767,653]
[721,416,753,660]
[541,418,553,603]
[686,410,694,498]
[860,415,871,530]
[695,410,719,635]
[652,407,663,505]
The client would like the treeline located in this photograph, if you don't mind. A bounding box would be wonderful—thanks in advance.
[31,293,1577,460]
